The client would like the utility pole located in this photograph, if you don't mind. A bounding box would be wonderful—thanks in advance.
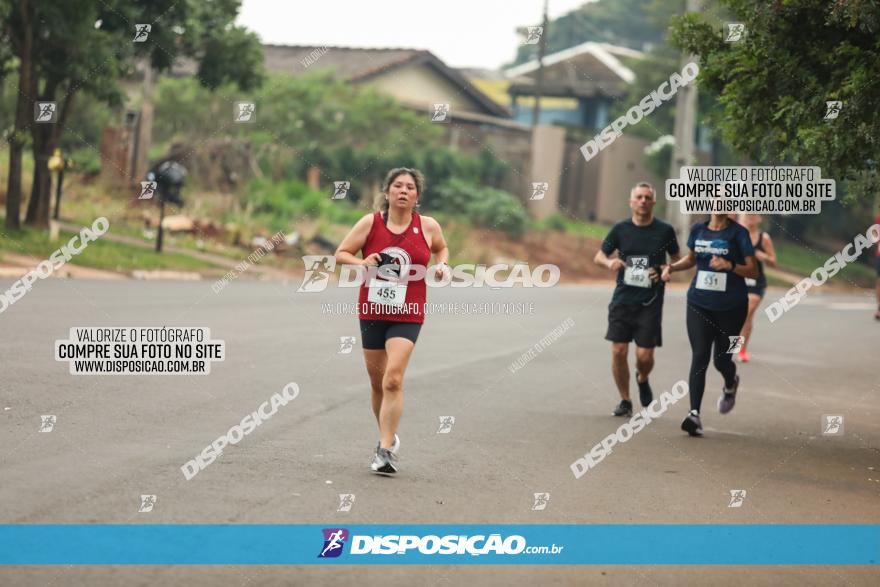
[667,0,700,245]
[132,60,154,183]
[531,0,549,126]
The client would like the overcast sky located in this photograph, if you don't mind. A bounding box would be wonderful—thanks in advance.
[237,0,595,70]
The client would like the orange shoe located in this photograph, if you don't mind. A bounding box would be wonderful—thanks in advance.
[738,348,750,363]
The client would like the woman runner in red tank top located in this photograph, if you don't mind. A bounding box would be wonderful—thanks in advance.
[356,208,431,322]
[335,168,450,475]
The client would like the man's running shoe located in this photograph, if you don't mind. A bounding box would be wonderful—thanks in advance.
[636,371,653,407]
[681,410,703,436]
[718,374,740,414]
[370,447,398,475]
[737,348,750,363]
[612,399,633,417]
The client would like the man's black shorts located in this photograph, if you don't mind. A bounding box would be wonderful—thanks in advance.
[360,319,422,350]
[875,255,880,277]
[605,301,663,348]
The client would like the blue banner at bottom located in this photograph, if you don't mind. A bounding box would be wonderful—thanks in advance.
[0,525,877,564]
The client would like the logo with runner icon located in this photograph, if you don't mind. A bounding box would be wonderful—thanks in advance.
[437,416,455,434]
[338,336,356,354]
[628,256,648,276]
[822,414,844,435]
[724,23,745,42]
[727,336,745,353]
[532,492,550,511]
[39,415,56,432]
[332,181,350,200]
[298,255,336,293]
[530,182,549,200]
[318,528,349,558]
[727,489,746,508]
[337,494,355,512]
[138,494,157,513]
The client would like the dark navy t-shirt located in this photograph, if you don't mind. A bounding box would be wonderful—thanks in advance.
[601,218,679,305]
[686,220,755,311]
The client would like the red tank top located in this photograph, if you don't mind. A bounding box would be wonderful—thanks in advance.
[876,214,880,257]
[358,211,431,323]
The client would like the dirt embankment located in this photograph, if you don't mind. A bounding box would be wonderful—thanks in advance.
[451,226,698,286]
[460,228,606,282]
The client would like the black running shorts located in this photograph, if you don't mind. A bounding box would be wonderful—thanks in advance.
[746,284,766,298]
[359,320,422,350]
[605,301,663,348]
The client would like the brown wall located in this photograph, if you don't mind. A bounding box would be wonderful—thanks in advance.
[595,134,664,224]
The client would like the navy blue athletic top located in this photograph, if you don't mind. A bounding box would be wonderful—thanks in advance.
[686,220,755,311]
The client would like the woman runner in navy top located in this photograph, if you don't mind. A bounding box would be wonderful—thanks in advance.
[661,212,758,436]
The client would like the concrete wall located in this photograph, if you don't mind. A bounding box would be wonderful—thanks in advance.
[559,137,599,221]
[526,125,566,219]
[594,134,664,224]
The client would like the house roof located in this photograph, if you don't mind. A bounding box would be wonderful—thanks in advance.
[263,44,510,118]
[504,41,642,87]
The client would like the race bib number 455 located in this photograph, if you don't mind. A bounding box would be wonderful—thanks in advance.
[367,279,407,307]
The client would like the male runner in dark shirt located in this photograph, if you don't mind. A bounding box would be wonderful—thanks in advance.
[594,182,681,416]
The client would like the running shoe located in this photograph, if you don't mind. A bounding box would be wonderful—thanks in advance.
[737,348,750,363]
[681,410,703,436]
[718,374,740,414]
[636,371,653,407]
[875,309,880,321]
[612,399,633,417]
[376,434,401,456]
[370,447,398,475]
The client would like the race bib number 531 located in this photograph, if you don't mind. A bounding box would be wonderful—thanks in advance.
[696,270,727,292]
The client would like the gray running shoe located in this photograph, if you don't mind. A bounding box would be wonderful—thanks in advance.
[681,411,703,437]
[612,399,633,417]
[718,375,740,415]
[375,434,400,456]
[370,447,398,474]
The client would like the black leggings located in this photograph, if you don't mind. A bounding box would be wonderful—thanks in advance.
[686,303,748,412]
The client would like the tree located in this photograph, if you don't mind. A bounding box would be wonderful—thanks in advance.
[4,0,264,229]
[671,0,880,202]
[3,0,35,231]
[508,0,683,67]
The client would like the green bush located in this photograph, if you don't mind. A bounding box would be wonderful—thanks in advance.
[427,177,474,212]
[70,148,102,176]
[244,178,364,230]
[428,178,526,238]
[467,186,528,239]
[541,212,568,232]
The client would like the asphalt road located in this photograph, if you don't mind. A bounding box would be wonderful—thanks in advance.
[1,277,878,586]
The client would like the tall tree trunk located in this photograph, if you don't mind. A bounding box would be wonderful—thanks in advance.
[25,126,51,227]
[5,0,35,231]
[25,84,75,228]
